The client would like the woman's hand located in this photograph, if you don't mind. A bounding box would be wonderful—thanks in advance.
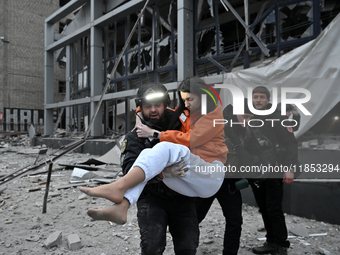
[159,157,189,178]
[136,123,155,138]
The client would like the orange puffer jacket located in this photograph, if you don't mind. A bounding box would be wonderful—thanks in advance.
[160,105,228,164]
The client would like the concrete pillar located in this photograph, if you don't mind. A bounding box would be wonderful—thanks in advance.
[177,0,194,81]
[65,45,71,133]
[44,22,55,135]
[89,0,103,137]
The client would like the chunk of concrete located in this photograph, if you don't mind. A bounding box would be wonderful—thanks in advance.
[308,139,318,147]
[324,144,339,150]
[67,234,82,250]
[70,168,99,183]
[318,247,331,255]
[289,223,309,237]
[301,141,309,148]
[44,231,62,249]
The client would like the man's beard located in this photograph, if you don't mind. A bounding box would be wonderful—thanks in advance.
[143,114,165,128]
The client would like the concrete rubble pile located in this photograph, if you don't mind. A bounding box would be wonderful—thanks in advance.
[0,133,31,148]
[0,134,340,254]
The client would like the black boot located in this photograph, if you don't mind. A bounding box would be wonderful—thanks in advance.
[252,242,278,254]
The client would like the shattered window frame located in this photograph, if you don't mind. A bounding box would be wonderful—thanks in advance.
[193,0,339,76]
[69,37,91,100]
[103,1,178,94]
[102,1,178,135]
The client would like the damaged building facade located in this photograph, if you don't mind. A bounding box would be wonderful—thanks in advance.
[44,0,340,137]
[0,1,71,133]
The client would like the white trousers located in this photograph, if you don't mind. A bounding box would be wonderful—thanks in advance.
[124,141,224,206]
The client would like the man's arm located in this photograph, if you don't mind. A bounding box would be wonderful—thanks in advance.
[275,119,298,166]
[120,132,147,175]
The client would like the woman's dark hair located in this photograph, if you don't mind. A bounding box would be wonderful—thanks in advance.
[177,76,218,114]
[168,76,219,128]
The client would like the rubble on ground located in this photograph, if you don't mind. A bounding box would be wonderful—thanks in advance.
[0,133,340,254]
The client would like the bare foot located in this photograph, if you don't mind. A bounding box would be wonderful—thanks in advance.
[86,199,130,225]
[79,184,124,204]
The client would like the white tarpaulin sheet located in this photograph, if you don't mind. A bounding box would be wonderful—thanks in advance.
[219,13,340,138]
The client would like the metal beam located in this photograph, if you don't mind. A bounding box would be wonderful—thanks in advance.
[46,24,91,52]
[178,0,194,80]
[94,0,146,28]
[220,0,270,56]
[45,0,89,24]
[44,81,181,110]
[83,0,151,139]
[207,56,229,73]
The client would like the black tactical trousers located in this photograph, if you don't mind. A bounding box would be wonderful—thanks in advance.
[137,194,199,255]
[195,179,243,255]
[250,178,290,248]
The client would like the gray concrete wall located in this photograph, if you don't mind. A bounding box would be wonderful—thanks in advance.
[0,1,62,111]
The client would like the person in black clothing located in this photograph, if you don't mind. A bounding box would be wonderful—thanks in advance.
[195,99,277,255]
[250,86,298,255]
[121,83,199,255]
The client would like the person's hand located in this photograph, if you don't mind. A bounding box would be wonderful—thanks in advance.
[136,123,155,138]
[283,171,294,184]
[160,157,188,178]
[291,105,300,116]
[132,112,143,132]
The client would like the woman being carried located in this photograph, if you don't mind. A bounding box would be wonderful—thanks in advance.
[79,77,228,224]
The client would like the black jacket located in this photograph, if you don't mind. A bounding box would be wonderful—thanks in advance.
[223,104,277,179]
[120,108,187,199]
[252,103,298,167]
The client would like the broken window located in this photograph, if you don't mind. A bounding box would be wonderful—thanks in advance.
[59,81,66,94]
[103,0,177,93]
[258,1,314,44]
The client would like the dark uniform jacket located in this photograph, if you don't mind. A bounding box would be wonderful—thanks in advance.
[223,104,277,179]
[252,103,298,167]
[120,108,188,199]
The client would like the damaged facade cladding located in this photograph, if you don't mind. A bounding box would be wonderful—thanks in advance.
[44,0,339,137]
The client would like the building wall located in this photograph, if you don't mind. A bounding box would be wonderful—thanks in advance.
[0,1,62,111]
[0,0,64,131]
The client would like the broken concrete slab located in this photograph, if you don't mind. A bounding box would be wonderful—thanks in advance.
[309,139,318,147]
[78,194,88,200]
[67,234,82,250]
[48,191,61,197]
[26,187,42,193]
[79,139,123,166]
[44,231,62,249]
[301,141,309,148]
[26,235,40,242]
[318,247,331,255]
[70,167,99,183]
[289,223,309,237]
[324,144,339,150]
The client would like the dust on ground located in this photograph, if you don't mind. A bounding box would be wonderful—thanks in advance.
[0,142,339,255]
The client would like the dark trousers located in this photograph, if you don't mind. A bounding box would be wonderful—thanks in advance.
[137,194,199,255]
[195,179,243,255]
[250,179,290,248]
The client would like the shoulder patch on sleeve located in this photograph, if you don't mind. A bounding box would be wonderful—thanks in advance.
[121,139,127,153]
[180,113,187,122]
